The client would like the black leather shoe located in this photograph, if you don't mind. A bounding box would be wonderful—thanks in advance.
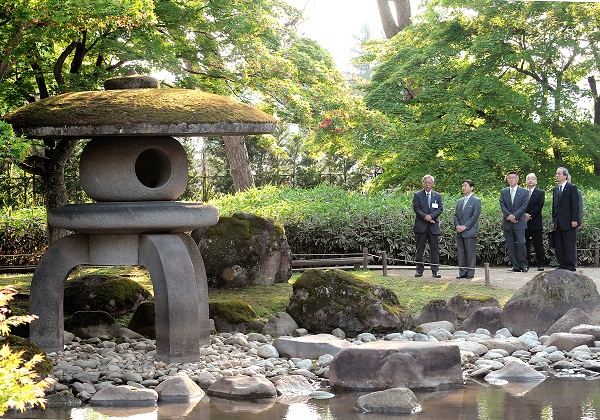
[522,268,529,273]
[415,272,423,277]
[456,275,466,279]
[537,267,544,271]
[465,276,474,279]
[432,273,441,278]
[508,268,521,272]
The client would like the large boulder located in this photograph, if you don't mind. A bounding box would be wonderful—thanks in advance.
[192,212,292,288]
[501,270,600,336]
[448,294,499,321]
[413,299,458,326]
[329,341,463,390]
[127,301,156,338]
[64,274,152,318]
[64,310,121,338]
[286,269,413,336]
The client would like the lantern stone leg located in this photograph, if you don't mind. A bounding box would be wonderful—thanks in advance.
[139,233,208,362]
[29,234,91,352]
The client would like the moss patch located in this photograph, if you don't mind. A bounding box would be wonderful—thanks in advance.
[209,300,258,324]
[4,89,276,129]
[5,335,53,376]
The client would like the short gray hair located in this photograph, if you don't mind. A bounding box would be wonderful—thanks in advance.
[422,174,435,183]
[558,167,569,176]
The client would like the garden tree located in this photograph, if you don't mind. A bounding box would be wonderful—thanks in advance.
[363,0,600,192]
[350,24,375,82]
[0,0,355,241]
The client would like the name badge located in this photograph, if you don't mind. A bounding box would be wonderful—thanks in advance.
[431,203,439,209]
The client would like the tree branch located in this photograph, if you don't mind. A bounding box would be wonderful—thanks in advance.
[54,41,78,86]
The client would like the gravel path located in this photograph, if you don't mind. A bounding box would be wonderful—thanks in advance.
[386,266,600,291]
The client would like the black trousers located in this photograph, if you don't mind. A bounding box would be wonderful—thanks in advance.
[554,228,577,271]
[415,229,440,273]
[525,228,546,267]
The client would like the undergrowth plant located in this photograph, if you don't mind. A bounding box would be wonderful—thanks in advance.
[0,286,54,415]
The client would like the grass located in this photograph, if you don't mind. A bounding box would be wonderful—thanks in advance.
[1,267,516,321]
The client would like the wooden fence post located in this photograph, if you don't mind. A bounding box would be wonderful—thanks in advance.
[382,251,388,276]
[484,262,490,286]
[595,243,599,267]
[362,247,369,270]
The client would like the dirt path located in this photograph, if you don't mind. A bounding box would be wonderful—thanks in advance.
[385,266,600,291]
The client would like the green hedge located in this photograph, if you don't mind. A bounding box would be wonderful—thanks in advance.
[2,185,599,267]
[0,207,47,265]
[211,185,600,267]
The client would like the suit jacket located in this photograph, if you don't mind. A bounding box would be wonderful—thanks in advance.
[500,186,529,230]
[413,189,443,235]
[526,187,545,230]
[454,195,481,238]
[552,182,581,230]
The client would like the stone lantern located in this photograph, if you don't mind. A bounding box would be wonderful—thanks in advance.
[4,75,276,362]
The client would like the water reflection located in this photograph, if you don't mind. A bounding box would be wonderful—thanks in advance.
[6,378,600,419]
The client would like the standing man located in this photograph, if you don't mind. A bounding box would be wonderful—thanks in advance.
[552,167,581,271]
[454,180,481,279]
[413,174,443,278]
[499,171,529,272]
[524,173,546,271]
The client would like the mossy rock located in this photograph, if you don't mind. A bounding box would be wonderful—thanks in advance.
[64,275,152,318]
[448,294,499,321]
[127,301,156,339]
[193,213,292,288]
[209,299,258,333]
[64,310,121,339]
[502,270,600,335]
[4,335,53,376]
[286,269,413,336]
[414,298,458,326]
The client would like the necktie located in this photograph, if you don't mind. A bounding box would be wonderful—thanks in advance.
[529,189,533,198]
[510,188,515,203]
[559,185,563,194]
[462,197,468,210]
[427,193,431,208]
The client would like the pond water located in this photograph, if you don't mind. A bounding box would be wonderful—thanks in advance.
[5,377,600,420]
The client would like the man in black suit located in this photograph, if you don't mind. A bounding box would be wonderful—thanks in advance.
[524,173,546,271]
[413,174,443,278]
[552,167,581,271]
[454,180,481,279]
[499,171,529,272]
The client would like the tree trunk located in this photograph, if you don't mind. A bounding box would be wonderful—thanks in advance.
[377,0,411,39]
[223,136,254,192]
[588,75,600,176]
[43,139,79,245]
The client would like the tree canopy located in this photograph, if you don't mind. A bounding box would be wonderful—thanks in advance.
[363,0,600,192]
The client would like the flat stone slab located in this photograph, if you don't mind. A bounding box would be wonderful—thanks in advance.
[48,201,219,234]
[273,333,353,358]
[206,376,277,400]
[543,333,595,351]
[329,341,462,390]
[89,385,158,407]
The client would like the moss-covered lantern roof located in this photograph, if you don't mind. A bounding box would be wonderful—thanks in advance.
[3,86,277,139]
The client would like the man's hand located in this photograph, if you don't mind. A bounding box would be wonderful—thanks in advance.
[571,221,578,228]
[507,214,518,223]
[525,213,532,221]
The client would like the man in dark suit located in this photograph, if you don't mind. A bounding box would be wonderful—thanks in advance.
[454,180,481,279]
[499,171,529,272]
[413,174,443,278]
[552,167,581,271]
[524,173,546,271]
